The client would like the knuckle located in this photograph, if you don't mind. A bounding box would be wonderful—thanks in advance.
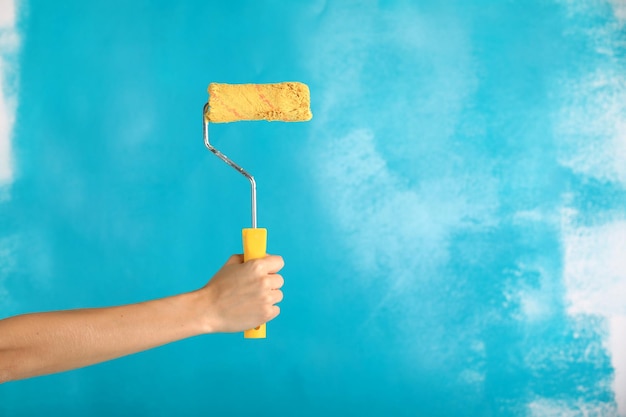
[260,276,273,290]
[264,274,283,290]
[264,306,279,321]
[249,259,265,275]
[262,292,274,304]
[276,275,285,288]
[263,275,277,290]
[263,306,274,321]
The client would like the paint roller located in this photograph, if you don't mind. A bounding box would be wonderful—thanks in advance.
[203,82,312,339]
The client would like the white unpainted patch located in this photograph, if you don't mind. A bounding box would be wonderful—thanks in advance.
[503,261,560,323]
[563,220,626,317]
[555,4,626,411]
[563,218,626,416]
[556,70,626,188]
[528,397,618,417]
[0,0,20,192]
[559,0,626,25]
[610,315,626,415]
[608,0,626,23]
[0,0,20,307]
[0,0,17,27]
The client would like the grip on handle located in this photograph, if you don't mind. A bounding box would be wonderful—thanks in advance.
[242,228,267,339]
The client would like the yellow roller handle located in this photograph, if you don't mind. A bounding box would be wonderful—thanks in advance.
[242,228,268,339]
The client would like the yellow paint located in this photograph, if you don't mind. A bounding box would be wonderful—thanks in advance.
[207,82,312,123]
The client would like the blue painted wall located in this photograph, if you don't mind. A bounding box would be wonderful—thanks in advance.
[1,1,626,416]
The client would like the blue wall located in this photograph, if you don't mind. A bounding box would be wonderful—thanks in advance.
[1,1,626,416]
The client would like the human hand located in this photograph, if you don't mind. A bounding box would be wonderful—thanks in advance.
[198,254,285,334]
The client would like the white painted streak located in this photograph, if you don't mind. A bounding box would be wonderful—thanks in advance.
[610,315,626,416]
[0,0,19,194]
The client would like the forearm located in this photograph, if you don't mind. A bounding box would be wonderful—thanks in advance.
[0,255,284,383]
[0,291,206,382]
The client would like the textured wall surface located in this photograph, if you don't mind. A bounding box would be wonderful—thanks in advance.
[1,1,625,416]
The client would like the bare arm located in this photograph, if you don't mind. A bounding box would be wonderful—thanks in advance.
[0,254,284,383]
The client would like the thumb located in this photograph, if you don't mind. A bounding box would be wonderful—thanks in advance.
[224,254,244,266]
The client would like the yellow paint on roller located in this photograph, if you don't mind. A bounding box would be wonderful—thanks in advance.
[206,82,312,123]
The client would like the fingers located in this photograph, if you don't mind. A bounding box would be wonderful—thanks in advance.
[270,289,284,304]
[202,254,284,333]
[263,274,284,290]
[246,255,284,275]
[265,255,285,273]
[272,305,281,320]
[225,254,284,274]
[266,305,281,323]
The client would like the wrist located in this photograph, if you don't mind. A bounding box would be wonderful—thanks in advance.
[186,288,218,335]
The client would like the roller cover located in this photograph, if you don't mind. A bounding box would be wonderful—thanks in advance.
[207,82,312,123]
